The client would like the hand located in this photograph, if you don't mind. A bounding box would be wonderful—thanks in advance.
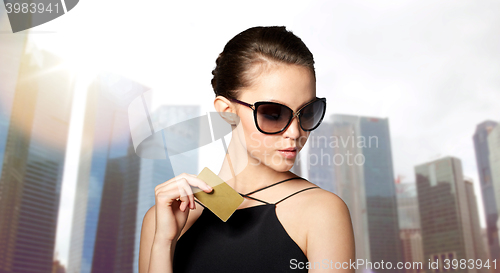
[153,173,213,242]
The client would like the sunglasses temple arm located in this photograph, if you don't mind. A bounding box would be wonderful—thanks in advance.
[230,98,255,110]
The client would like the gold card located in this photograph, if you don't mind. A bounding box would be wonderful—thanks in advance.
[194,167,244,222]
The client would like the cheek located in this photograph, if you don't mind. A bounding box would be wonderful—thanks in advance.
[237,113,261,151]
[240,122,277,158]
[247,135,284,167]
[245,129,269,155]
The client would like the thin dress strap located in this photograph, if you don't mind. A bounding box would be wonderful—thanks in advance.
[274,186,320,205]
[239,177,307,205]
[195,177,307,206]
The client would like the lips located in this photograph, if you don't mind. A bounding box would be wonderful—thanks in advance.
[277,148,297,159]
[278,147,297,152]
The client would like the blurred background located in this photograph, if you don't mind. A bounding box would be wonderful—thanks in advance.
[0,1,499,272]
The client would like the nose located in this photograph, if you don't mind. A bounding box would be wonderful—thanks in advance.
[282,115,302,139]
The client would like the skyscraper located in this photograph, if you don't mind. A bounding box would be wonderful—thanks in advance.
[67,73,150,273]
[464,178,490,273]
[415,156,477,273]
[317,114,401,273]
[473,120,499,262]
[307,121,335,193]
[0,41,75,272]
[488,122,500,263]
[396,182,424,273]
[0,9,29,182]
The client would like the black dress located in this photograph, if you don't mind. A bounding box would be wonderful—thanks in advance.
[172,177,320,273]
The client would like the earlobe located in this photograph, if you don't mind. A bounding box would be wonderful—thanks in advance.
[220,112,234,122]
[214,96,238,125]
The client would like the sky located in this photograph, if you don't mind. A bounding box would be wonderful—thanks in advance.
[4,0,499,267]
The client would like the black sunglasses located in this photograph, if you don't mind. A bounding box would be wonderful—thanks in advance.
[228,97,327,134]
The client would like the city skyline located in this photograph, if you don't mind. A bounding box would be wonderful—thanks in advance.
[0,59,497,271]
[1,0,500,270]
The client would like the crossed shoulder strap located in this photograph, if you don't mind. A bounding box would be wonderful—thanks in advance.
[194,177,321,207]
[239,177,320,205]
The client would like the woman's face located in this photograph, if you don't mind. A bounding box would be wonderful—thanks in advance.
[234,63,316,172]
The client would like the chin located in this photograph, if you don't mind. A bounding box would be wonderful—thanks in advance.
[270,161,296,172]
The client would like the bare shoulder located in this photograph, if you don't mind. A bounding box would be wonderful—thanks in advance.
[140,205,157,243]
[293,186,355,263]
[278,180,351,225]
[303,188,350,219]
[146,204,156,215]
[282,178,347,210]
[139,205,156,273]
[143,205,156,231]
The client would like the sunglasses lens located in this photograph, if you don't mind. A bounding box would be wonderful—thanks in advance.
[256,103,293,133]
[300,99,325,130]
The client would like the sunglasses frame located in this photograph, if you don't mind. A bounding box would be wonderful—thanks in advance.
[228,97,327,135]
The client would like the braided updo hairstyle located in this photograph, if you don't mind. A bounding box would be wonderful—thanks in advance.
[211,26,315,101]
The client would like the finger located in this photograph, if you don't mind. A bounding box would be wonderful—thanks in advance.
[179,173,213,193]
[156,173,213,196]
[155,174,190,191]
[178,178,194,209]
[177,185,189,212]
[154,178,177,192]
[179,180,195,210]
[155,186,178,206]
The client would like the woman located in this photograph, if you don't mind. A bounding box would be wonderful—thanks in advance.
[139,26,355,272]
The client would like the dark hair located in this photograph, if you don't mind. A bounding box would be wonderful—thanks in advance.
[211,26,315,100]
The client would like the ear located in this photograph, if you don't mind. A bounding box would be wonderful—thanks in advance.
[214,96,238,125]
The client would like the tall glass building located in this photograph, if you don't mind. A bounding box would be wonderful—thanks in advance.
[415,156,477,273]
[0,41,75,272]
[464,178,490,273]
[396,182,424,273]
[307,121,335,193]
[473,120,499,261]
[488,122,500,258]
[314,114,401,273]
[66,73,150,273]
[0,7,29,184]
